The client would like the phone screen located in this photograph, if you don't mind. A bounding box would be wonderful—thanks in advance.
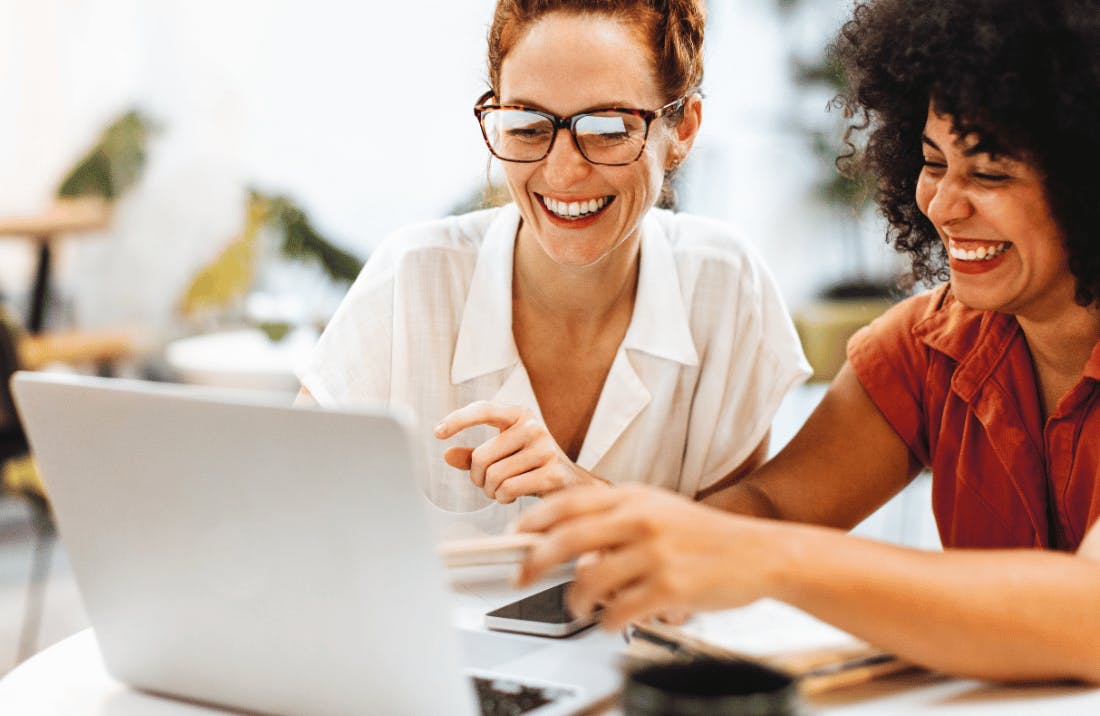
[486,581,576,623]
[485,581,602,637]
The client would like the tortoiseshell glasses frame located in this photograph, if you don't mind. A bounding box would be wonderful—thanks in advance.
[473,90,688,166]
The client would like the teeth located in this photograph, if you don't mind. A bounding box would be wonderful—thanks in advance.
[542,195,610,220]
[949,240,1009,262]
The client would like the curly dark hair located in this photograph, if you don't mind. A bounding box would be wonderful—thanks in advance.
[831,0,1100,307]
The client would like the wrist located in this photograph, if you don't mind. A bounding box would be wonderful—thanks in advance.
[760,519,818,604]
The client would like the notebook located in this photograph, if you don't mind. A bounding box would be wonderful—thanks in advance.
[10,371,620,716]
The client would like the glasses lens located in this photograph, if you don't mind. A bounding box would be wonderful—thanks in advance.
[481,109,554,161]
[575,112,647,164]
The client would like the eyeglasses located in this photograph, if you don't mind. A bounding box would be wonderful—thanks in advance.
[473,90,687,166]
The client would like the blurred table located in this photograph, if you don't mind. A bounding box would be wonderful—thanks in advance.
[0,198,112,334]
[164,327,318,393]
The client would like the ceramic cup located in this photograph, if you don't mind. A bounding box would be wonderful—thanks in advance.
[623,658,800,716]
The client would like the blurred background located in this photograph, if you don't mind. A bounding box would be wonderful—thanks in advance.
[0,0,931,676]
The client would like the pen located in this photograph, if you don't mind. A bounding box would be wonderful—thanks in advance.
[627,625,704,657]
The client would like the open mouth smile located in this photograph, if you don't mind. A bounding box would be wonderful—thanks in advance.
[535,193,614,221]
[947,238,1014,275]
[948,239,1012,262]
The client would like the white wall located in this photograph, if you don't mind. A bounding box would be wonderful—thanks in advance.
[0,0,902,340]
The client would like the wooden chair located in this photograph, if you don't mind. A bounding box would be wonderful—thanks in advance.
[0,312,55,665]
[0,195,139,661]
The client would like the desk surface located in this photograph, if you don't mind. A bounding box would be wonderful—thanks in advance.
[2,572,1098,716]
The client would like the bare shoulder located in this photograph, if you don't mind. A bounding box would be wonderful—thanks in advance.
[1078,520,1100,564]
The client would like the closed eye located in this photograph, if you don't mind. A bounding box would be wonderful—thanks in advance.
[583,130,631,145]
[506,127,553,141]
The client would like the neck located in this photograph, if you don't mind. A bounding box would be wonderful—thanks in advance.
[1017,300,1100,379]
[512,223,641,329]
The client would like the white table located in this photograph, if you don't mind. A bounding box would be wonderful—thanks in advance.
[3,569,1099,716]
[163,327,318,393]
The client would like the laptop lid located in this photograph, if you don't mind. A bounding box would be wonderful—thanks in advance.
[11,371,478,716]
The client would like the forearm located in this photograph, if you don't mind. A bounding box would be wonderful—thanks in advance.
[770,523,1100,683]
[703,364,918,526]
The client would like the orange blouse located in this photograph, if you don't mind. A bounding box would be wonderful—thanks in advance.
[848,285,1100,551]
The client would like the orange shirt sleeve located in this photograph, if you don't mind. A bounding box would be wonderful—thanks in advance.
[845,287,948,468]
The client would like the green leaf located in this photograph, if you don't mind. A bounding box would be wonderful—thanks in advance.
[56,109,157,200]
[256,193,365,284]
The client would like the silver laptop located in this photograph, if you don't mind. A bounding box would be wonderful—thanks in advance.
[11,371,620,716]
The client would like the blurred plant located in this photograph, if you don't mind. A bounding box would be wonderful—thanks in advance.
[179,191,364,327]
[793,55,873,211]
[776,0,889,296]
[55,110,157,200]
[267,194,363,284]
[179,193,267,321]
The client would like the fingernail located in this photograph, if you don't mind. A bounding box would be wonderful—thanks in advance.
[433,422,445,436]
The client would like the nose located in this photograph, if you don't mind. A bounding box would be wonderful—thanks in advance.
[542,128,592,189]
[923,173,973,227]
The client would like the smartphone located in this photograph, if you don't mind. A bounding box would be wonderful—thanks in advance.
[484,581,600,637]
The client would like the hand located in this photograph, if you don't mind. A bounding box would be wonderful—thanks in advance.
[656,609,693,625]
[434,401,609,504]
[515,484,790,630]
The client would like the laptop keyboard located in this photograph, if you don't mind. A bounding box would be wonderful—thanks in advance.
[472,675,576,716]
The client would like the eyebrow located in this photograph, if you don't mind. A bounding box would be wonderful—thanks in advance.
[922,134,993,158]
[504,97,642,115]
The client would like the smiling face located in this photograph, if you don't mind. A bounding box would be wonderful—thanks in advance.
[496,11,696,268]
[916,106,1076,320]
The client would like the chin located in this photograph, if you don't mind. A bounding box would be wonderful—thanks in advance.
[950,283,1010,314]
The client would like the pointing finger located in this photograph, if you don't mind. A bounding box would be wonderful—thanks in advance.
[434,401,526,439]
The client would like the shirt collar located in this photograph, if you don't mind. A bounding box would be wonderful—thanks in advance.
[911,285,1100,400]
[451,204,522,384]
[911,286,1021,401]
[621,211,700,366]
[450,205,699,385]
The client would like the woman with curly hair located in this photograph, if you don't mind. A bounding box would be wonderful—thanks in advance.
[514,0,1100,683]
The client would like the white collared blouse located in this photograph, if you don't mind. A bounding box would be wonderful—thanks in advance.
[299,204,810,537]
